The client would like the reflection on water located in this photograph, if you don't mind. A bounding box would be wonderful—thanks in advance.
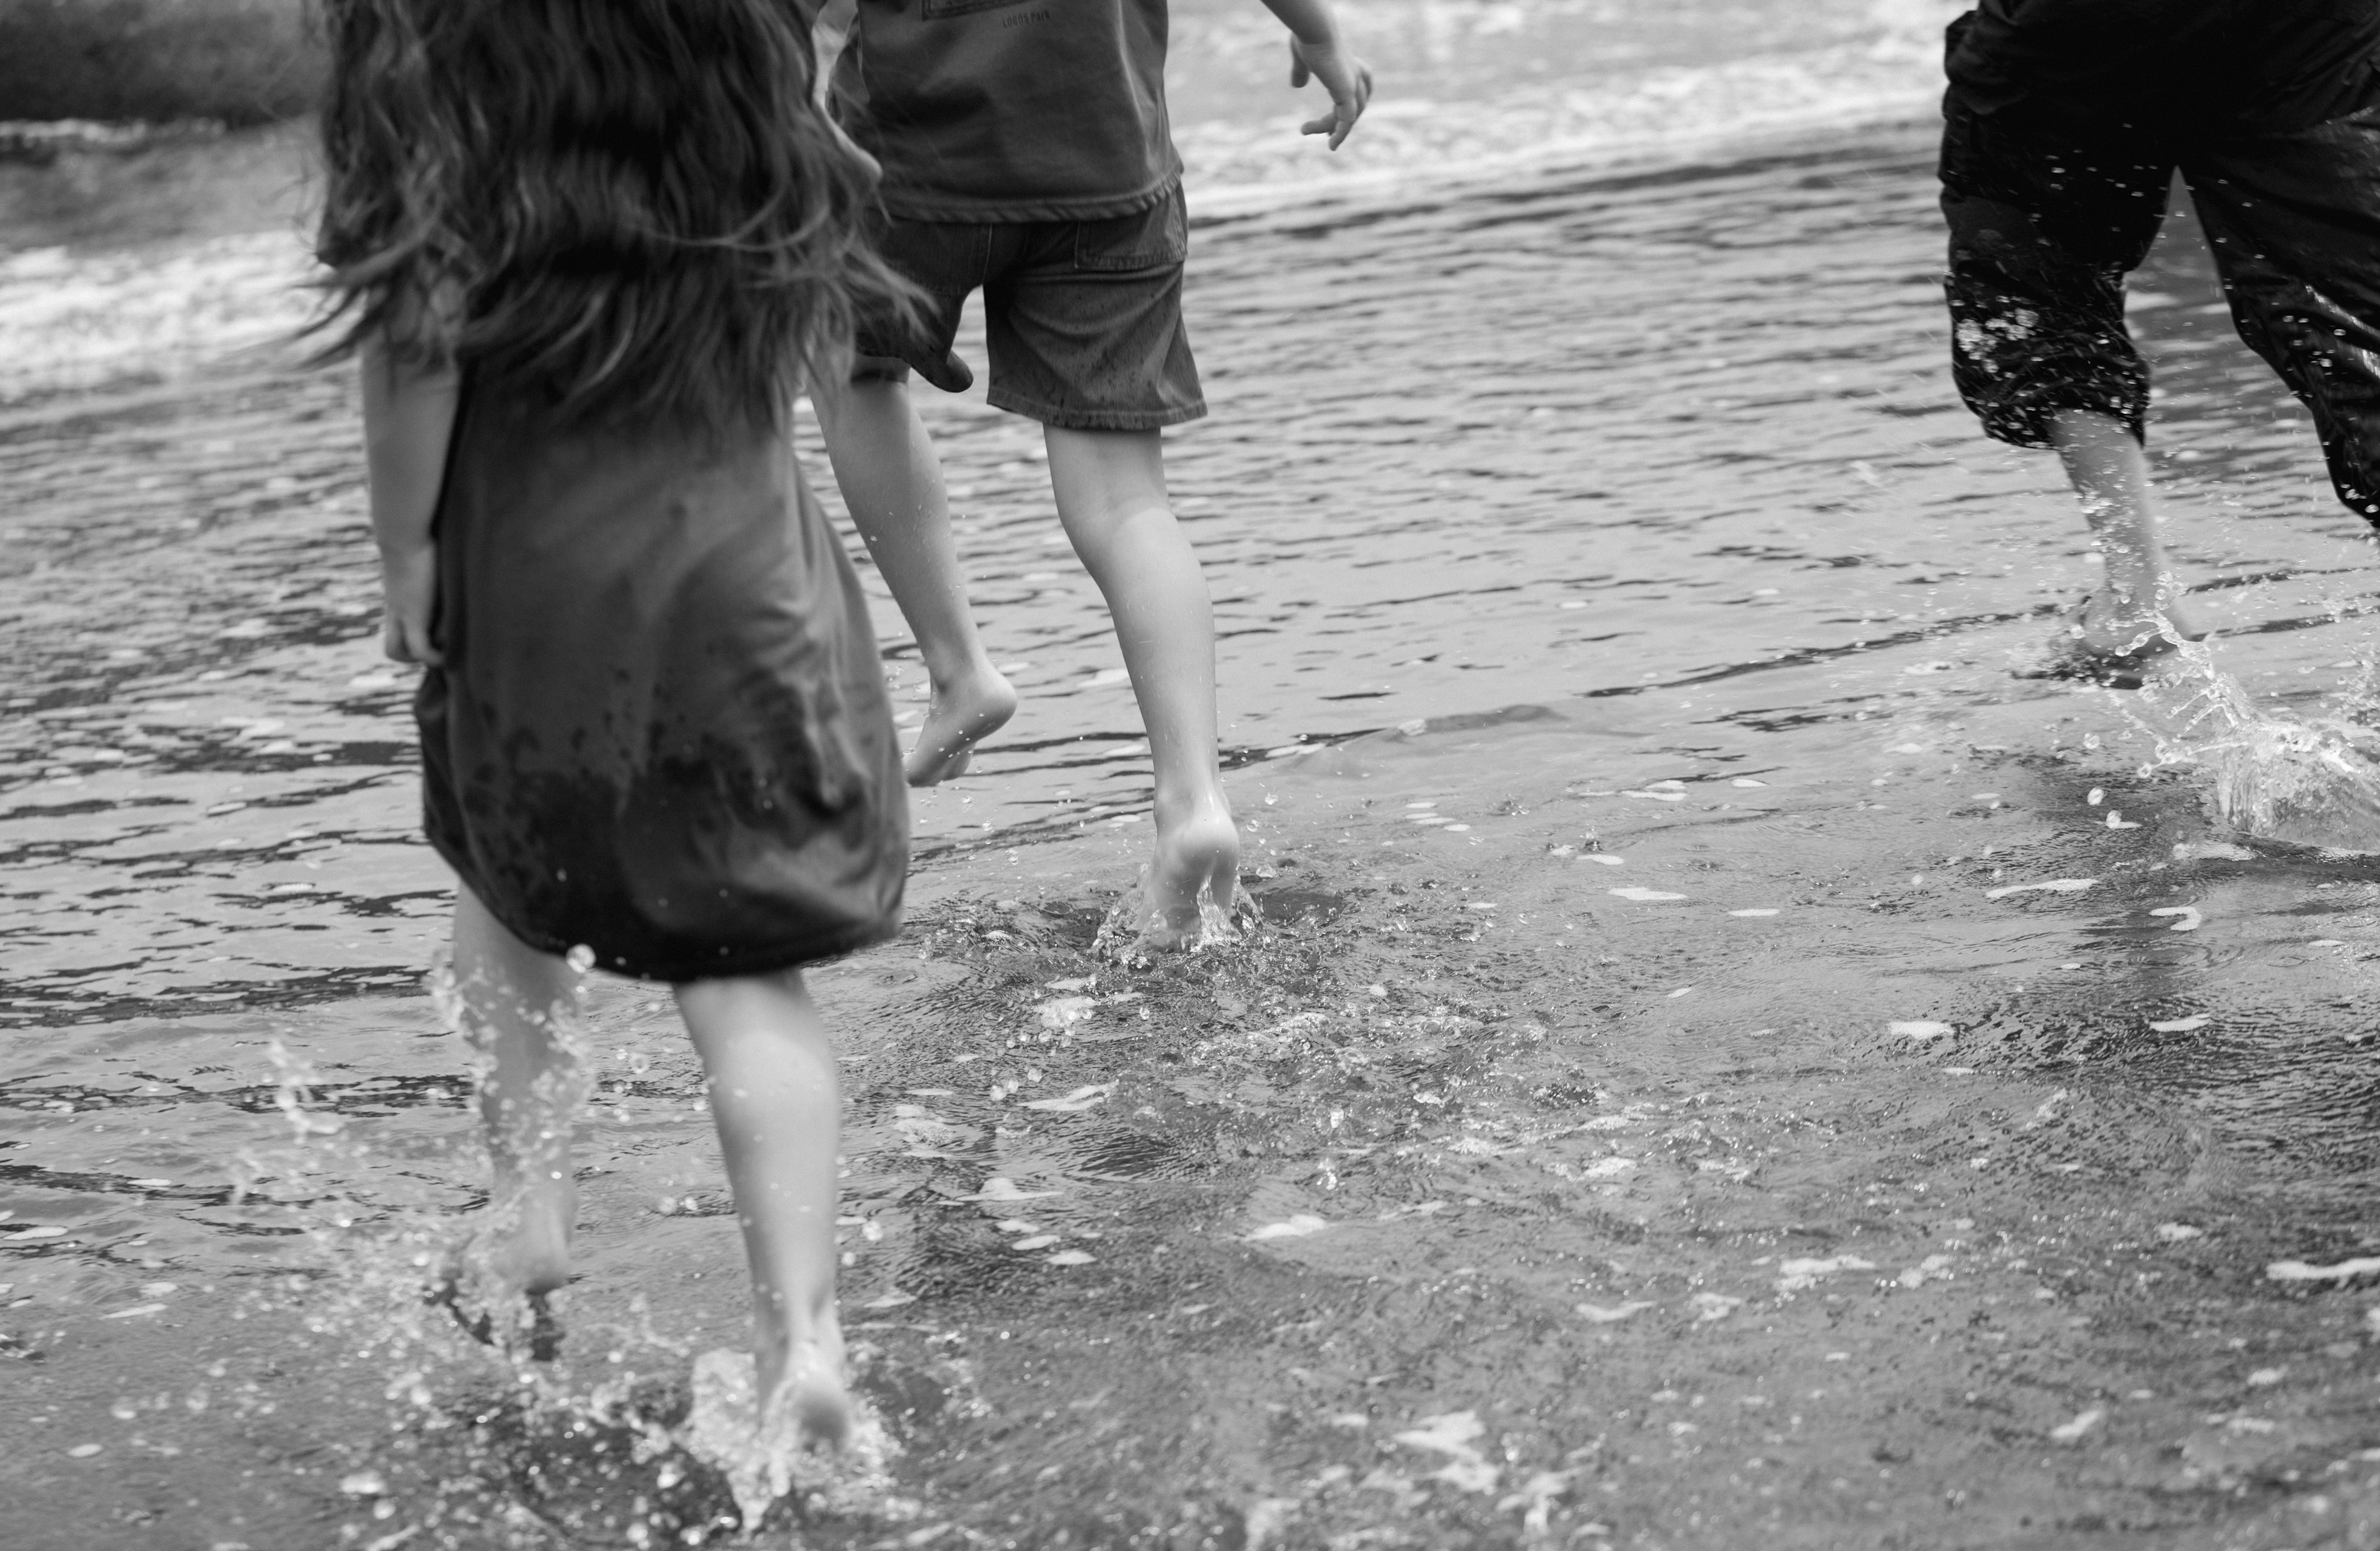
[12,120,2380,1547]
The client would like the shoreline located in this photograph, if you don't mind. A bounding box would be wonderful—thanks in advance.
[1191,106,1941,230]
[0,90,1949,254]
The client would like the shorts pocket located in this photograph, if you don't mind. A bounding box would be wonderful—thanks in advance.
[1073,186,1189,272]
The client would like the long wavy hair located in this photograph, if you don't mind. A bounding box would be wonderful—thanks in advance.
[314,0,910,431]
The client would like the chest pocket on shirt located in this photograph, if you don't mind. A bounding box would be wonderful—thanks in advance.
[1073,185,1190,273]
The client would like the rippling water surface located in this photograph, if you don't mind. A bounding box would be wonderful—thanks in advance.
[12,10,2380,1548]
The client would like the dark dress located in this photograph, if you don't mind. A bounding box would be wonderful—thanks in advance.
[415,384,908,981]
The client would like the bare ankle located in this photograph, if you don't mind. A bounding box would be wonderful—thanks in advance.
[1121,795,1241,950]
[754,1306,850,1447]
[478,1173,575,1294]
[905,657,1017,787]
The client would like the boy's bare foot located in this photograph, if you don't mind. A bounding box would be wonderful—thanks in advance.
[906,661,1016,786]
[2021,587,2214,687]
[1124,797,1241,951]
[2071,586,2211,658]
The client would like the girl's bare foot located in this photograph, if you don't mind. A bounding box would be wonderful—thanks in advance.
[475,1173,576,1296]
[905,660,1016,786]
[758,1321,852,1451]
[431,1184,573,1361]
[1129,797,1240,951]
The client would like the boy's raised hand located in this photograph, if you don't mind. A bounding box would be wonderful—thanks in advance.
[1290,37,1372,149]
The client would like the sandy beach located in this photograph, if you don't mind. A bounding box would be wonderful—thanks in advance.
[12,3,2380,1547]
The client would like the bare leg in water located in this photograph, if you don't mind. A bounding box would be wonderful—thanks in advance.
[451,887,583,1307]
[2050,408,2212,656]
[677,970,850,1447]
[456,892,850,1443]
[1044,424,1240,946]
[814,361,1016,785]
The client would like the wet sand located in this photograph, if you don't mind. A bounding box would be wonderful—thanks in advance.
[10,121,2380,1549]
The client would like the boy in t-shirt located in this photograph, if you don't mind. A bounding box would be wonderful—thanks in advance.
[813,0,1369,947]
[1941,0,2380,679]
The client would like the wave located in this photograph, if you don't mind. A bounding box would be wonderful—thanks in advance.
[1183,38,1946,218]
[0,234,316,408]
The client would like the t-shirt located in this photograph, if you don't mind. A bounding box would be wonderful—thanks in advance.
[1946,0,2380,137]
[842,0,1181,223]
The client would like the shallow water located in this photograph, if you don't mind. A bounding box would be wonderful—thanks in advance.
[13,35,2380,1551]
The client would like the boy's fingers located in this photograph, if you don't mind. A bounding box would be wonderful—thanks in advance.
[1311,87,1367,150]
[1338,68,1375,149]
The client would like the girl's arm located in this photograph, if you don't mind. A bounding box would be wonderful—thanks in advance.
[1258,0,1372,149]
[359,340,461,666]
[810,0,880,177]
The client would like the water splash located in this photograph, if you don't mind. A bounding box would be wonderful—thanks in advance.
[226,961,937,1545]
[676,1348,909,1533]
[1092,870,1265,964]
[2127,641,2380,851]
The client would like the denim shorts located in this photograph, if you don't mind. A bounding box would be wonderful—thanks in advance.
[853,184,1205,431]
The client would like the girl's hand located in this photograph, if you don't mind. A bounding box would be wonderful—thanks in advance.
[1289,38,1372,149]
[358,338,457,667]
[379,543,443,665]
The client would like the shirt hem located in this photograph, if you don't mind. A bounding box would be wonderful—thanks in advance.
[879,174,1181,227]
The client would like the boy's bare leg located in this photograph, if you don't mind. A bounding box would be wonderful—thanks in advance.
[2050,408,2211,652]
[676,969,850,1448]
[451,887,583,1296]
[1043,425,1240,944]
[814,362,1015,784]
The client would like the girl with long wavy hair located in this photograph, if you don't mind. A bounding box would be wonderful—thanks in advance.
[315,0,918,1450]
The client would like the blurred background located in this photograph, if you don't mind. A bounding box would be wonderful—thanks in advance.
[0,0,319,124]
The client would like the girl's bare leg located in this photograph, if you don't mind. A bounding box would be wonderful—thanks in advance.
[814,363,1015,785]
[675,969,850,1447]
[1043,424,1239,945]
[2050,408,2212,652]
[451,887,583,1295]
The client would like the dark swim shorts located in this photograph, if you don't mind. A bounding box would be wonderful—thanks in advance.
[1941,94,2380,521]
[853,183,1205,432]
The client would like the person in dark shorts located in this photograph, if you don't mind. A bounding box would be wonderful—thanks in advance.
[808,0,1369,950]
[317,0,914,1454]
[1942,0,2380,675]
